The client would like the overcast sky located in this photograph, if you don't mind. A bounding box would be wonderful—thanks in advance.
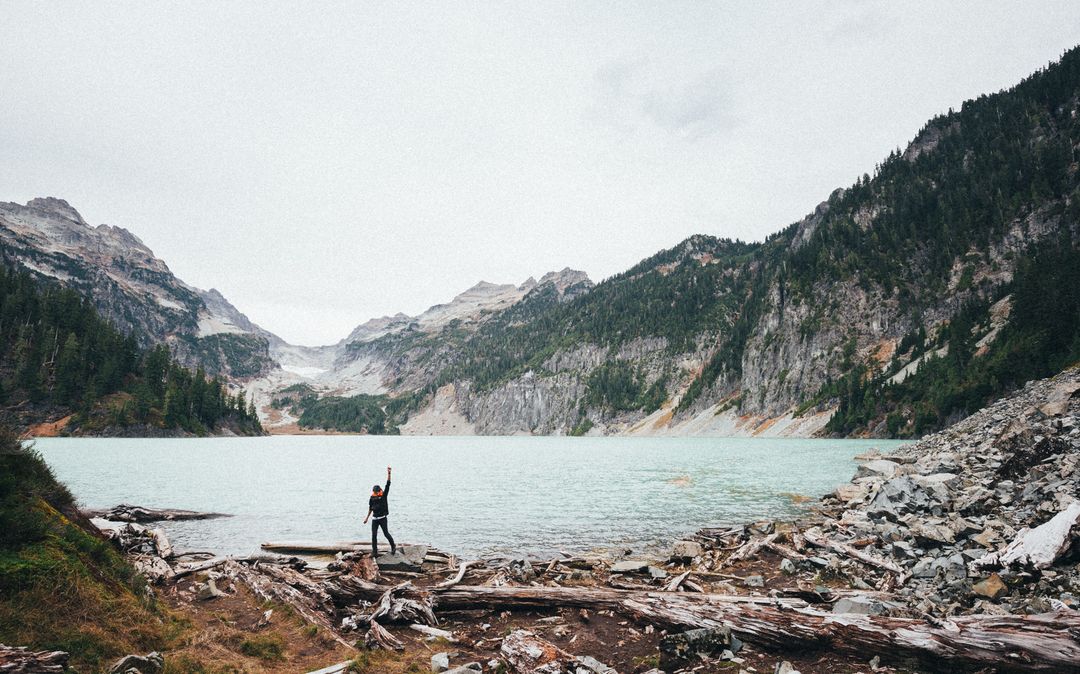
[2,2,1078,345]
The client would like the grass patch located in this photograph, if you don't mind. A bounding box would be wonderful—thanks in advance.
[237,634,286,661]
[0,428,169,670]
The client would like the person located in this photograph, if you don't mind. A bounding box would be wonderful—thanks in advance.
[363,465,396,557]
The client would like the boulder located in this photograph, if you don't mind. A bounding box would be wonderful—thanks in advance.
[375,544,429,571]
[196,579,225,600]
[832,595,888,616]
[855,459,903,479]
[431,652,450,673]
[670,540,703,561]
[867,476,935,517]
[610,560,650,573]
[972,573,1008,600]
[659,626,736,671]
[109,652,164,674]
[779,558,796,575]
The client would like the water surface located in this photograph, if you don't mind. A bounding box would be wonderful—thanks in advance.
[34,436,906,558]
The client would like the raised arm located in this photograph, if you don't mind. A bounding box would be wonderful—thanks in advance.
[384,466,392,494]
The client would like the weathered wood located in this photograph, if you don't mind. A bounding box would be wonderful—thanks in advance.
[803,529,904,578]
[149,528,173,559]
[85,504,230,522]
[431,585,1080,672]
[0,645,69,673]
[225,561,353,651]
[620,596,1080,673]
[365,621,403,651]
[500,630,618,674]
[725,532,778,564]
[664,570,690,592]
[409,624,457,642]
[434,560,471,589]
[369,582,437,626]
[765,540,809,562]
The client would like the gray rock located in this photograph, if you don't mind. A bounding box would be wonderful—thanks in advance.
[431,652,450,673]
[196,579,225,600]
[855,459,903,479]
[375,544,429,571]
[671,540,704,561]
[832,595,888,615]
[610,560,650,573]
[647,566,668,579]
[659,626,735,671]
[109,652,164,674]
[743,575,765,587]
[779,558,796,575]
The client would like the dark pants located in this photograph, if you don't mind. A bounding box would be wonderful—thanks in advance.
[371,516,395,555]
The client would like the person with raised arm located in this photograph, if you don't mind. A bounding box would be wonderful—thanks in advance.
[363,465,396,557]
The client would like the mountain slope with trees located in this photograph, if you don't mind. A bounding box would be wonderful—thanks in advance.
[0,264,263,436]
[322,46,1080,437]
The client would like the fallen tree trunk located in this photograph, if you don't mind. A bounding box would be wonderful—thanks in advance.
[0,645,69,673]
[225,561,353,651]
[85,504,230,522]
[432,585,1080,672]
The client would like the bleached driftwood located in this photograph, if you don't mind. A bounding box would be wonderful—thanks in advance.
[409,623,457,642]
[368,582,437,626]
[225,561,353,650]
[972,502,1080,572]
[434,560,471,589]
[664,570,690,592]
[803,529,905,578]
[500,630,617,674]
[85,504,229,522]
[432,585,1080,672]
[0,645,69,673]
[364,621,403,651]
[725,533,778,564]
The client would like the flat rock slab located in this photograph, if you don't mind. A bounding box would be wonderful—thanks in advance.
[375,544,429,571]
[610,560,651,573]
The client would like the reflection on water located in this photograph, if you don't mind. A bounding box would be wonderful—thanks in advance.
[34,435,907,558]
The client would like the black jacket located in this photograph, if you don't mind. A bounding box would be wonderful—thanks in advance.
[369,479,390,518]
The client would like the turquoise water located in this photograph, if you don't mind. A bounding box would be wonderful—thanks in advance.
[33,436,906,558]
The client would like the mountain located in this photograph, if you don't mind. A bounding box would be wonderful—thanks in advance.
[5,47,1079,438]
[0,198,278,379]
[267,46,1080,437]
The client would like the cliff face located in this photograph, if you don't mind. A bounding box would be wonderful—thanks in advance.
[0,198,277,379]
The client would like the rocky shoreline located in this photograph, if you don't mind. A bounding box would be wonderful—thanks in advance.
[22,367,1080,674]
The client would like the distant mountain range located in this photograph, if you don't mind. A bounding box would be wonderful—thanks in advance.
[3,46,1079,438]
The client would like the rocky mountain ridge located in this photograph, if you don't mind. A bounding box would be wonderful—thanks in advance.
[5,48,1080,437]
[0,198,278,379]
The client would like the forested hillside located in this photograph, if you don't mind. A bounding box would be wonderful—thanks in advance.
[328,46,1080,437]
[0,264,263,436]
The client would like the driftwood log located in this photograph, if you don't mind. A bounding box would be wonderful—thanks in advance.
[428,585,1080,672]
[0,645,69,673]
[803,528,907,579]
[224,561,354,650]
[85,504,229,522]
[500,630,617,674]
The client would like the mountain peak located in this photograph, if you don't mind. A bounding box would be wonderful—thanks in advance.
[26,197,87,226]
